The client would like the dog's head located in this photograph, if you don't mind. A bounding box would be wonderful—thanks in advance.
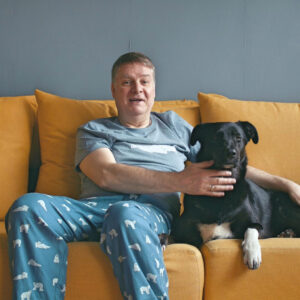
[191,121,258,179]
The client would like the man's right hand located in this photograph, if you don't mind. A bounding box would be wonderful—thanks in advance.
[177,160,236,197]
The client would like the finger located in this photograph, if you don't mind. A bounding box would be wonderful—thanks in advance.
[208,184,234,194]
[210,169,234,177]
[204,190,226,197]
[210,184,235,192]
[205,182,234,197]
[213,177,236,185]
[210,191,226,197]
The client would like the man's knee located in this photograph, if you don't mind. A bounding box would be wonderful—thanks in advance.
[6,193,49,230]
[8,193,47,213]
[105,201,143,225]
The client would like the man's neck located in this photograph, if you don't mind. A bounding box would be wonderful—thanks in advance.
[118,116,152,129]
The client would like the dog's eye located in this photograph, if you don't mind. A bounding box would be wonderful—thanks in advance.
[236,136,242,143]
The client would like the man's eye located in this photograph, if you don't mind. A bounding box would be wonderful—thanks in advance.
[236,136,242,142]
[123,81,131,85]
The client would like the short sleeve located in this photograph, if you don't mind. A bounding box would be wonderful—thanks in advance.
[75,120,114,171]
[158,111,200,162]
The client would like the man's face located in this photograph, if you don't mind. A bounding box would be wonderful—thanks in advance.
[111,62,155,122]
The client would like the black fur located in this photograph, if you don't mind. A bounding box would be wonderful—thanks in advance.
[172,121,300,250]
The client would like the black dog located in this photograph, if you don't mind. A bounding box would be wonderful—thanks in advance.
[172,121,300,269]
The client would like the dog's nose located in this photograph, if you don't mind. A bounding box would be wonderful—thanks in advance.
[228,148,237,158]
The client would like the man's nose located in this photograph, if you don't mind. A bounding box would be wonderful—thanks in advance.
[131,81,142,93]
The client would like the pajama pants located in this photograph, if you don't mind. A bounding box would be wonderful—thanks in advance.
[5,192,172,300]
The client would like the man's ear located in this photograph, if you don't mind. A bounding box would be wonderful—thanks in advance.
[111,82,115,99]
[237,121,259,144]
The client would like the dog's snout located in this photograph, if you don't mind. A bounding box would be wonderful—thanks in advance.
[223,144,237,158]
[229,148,237,158]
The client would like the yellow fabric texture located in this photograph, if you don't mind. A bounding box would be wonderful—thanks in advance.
[1,90,300,300]
[198,92,300,183]
[201,239,300,300]
[0,92,203,300]
[35,89,200,198]
[0,222,12,300]
[35,89,118,198]
[65,243,204,300]
[0,95,37,220]
[198,92,300,300]
[1,221,204,300]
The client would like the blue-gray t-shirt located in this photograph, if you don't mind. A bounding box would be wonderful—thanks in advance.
[75,111,200,216]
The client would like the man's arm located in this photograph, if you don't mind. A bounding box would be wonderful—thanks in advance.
[246,166,300,205]
[79,148,236,197]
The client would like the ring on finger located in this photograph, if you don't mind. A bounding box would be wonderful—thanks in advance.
[210,184,215,192]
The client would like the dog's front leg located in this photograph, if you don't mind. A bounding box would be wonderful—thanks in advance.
[242,227,262,270]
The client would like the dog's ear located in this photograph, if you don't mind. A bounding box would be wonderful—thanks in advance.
[238,121,259,144]
[190,124,202,145]
[190,123,216,145]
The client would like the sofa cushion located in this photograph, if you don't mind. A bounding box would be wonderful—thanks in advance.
[35,90,117,198]
[198,92,300,183]
[35,90,200,198]
[0,222,12,299]
[201,238,300,300]
[0,95,37,219]
[152,100,200,127]
[65,243,204,300]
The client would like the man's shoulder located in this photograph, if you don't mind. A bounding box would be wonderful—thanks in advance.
[80,116,118,131]
[151,110,183,123]
[152,110,191,129]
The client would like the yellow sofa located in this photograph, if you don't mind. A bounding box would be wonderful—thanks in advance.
[0,90,299,300]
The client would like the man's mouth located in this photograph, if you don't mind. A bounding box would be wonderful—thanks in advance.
[129,98,144,102]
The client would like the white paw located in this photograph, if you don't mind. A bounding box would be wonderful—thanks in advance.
[242,228,262,270]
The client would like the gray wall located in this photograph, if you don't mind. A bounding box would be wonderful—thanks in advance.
[1,0,300,102]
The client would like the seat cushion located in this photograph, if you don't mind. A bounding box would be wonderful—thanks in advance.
[201,238,300,300]
[198,92,300,183]
[0,222,12,299]
[0,225,204,300]
[35,89,200,198]
[65,243,204,300]
[0,96,37,220]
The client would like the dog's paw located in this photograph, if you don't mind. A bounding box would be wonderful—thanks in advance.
[242,228,262,270]
[242,241,261,269]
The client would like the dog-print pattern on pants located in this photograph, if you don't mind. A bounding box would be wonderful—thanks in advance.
[5,193,171,300]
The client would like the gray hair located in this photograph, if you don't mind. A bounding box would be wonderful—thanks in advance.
[111,52,155,82]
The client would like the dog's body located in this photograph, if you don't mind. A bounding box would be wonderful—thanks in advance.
[172,121,300,269]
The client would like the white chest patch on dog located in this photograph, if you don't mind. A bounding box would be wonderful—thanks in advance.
[197,222,233,243]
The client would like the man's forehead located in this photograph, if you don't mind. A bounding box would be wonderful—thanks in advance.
[117,63,153,75]
[121,73,152,78]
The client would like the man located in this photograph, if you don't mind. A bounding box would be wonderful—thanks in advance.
[6,52,300,300]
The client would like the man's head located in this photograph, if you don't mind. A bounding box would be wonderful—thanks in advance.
[111,52,156,128]
[111,52,155,83]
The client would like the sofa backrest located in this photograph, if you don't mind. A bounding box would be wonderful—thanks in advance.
[33,90,200,199]
[198,92,300,184]
[1,90,299,219]
[0,96,37,220]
